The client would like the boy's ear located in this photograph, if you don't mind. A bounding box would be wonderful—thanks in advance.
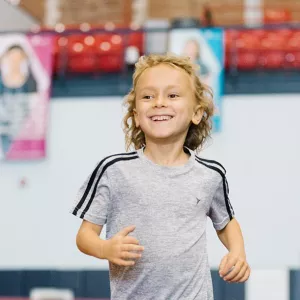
[133,108,140,127]
[192,105,203,125]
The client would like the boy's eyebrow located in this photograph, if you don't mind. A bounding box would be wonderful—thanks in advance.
[138,85,181,92]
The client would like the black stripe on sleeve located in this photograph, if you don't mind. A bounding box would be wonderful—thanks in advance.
[225,177,234,214]
[195,156,227,174]
[79,155,139,219]
[195,157,233,220]
[72,152,136,215]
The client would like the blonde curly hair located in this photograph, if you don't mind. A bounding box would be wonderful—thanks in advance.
[123,54,214,151]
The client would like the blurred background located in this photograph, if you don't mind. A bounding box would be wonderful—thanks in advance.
[0,0,299,299]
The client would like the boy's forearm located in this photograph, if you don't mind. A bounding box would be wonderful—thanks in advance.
[76,229,107,259]
[217,218,245,256]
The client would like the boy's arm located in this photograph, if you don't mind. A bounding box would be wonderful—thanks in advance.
[216,218,250,283]
[217,218,245,255]
[76,220,105,259]
[76,220,144,266]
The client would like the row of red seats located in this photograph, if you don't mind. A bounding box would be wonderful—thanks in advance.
[225,29,300,69]
[53,32,144,73]
[51,29,300,73]
[225,29,300,51]
[227,50,300,70]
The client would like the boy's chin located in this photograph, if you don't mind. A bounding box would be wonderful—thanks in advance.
[145,132,182,143]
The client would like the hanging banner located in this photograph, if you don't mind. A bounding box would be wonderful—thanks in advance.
[169,28,224,132]
[0,34,52,160]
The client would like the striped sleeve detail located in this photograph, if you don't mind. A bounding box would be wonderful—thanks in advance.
[195,155,227,174]
[195,157,234,220]
[72,152,138,220]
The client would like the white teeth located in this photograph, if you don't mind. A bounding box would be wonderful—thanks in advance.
[151,115,172,121]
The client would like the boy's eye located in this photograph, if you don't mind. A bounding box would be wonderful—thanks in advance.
[169,93,179,99]
[142,95,153,100]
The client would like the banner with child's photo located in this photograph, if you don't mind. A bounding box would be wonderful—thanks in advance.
[0,34,52,160]
[169,28,224,132]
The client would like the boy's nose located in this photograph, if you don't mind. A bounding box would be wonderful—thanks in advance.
[153,95,167,107]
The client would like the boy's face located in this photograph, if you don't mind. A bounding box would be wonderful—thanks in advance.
[134,64,203,145]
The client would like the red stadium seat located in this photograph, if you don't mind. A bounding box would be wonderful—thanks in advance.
[275,29,294,39]
[68,55,97,73]
[94,34,123,53]
[127,32,144,53]
[260,35,287,51]
[96,54,124,72]
[93,35,124,72]
[110,34,124,52]
[292,52,300,68]
[267,51,285,69]
[291,31,300,39]
[252,30,267,38]
[255,30,289,51]
[286,36,300,51]
[237,51,259,70]
[285,51,300,68]
[258,51,285,69]
[68,35,96,54]
[225,30,239,49]
[238,34,261,50]
[67,36,97,73]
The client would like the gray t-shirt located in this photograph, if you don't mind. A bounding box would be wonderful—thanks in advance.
[71,148,235,300]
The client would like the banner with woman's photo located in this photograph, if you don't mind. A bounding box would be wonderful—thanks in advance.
[169,28,224,132]
[0,34,52,160]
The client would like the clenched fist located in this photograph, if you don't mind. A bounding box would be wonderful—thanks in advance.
[219,252,250,283]
[103,225,144,266]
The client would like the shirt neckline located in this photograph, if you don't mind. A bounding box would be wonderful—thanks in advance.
[137,146,195,176]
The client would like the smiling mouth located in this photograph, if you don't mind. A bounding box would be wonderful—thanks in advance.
[149,115,174,121]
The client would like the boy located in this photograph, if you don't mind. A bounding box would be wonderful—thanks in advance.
[71,54,250,300]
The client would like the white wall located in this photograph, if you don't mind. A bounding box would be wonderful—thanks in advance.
[0,94,299,270]
[0,0,36,31]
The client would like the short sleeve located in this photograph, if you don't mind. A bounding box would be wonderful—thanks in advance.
[208,175,234,230]
[70,161,111,225]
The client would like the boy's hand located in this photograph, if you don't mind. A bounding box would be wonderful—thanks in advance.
[219,252,250,283]
[102,225,144,266]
